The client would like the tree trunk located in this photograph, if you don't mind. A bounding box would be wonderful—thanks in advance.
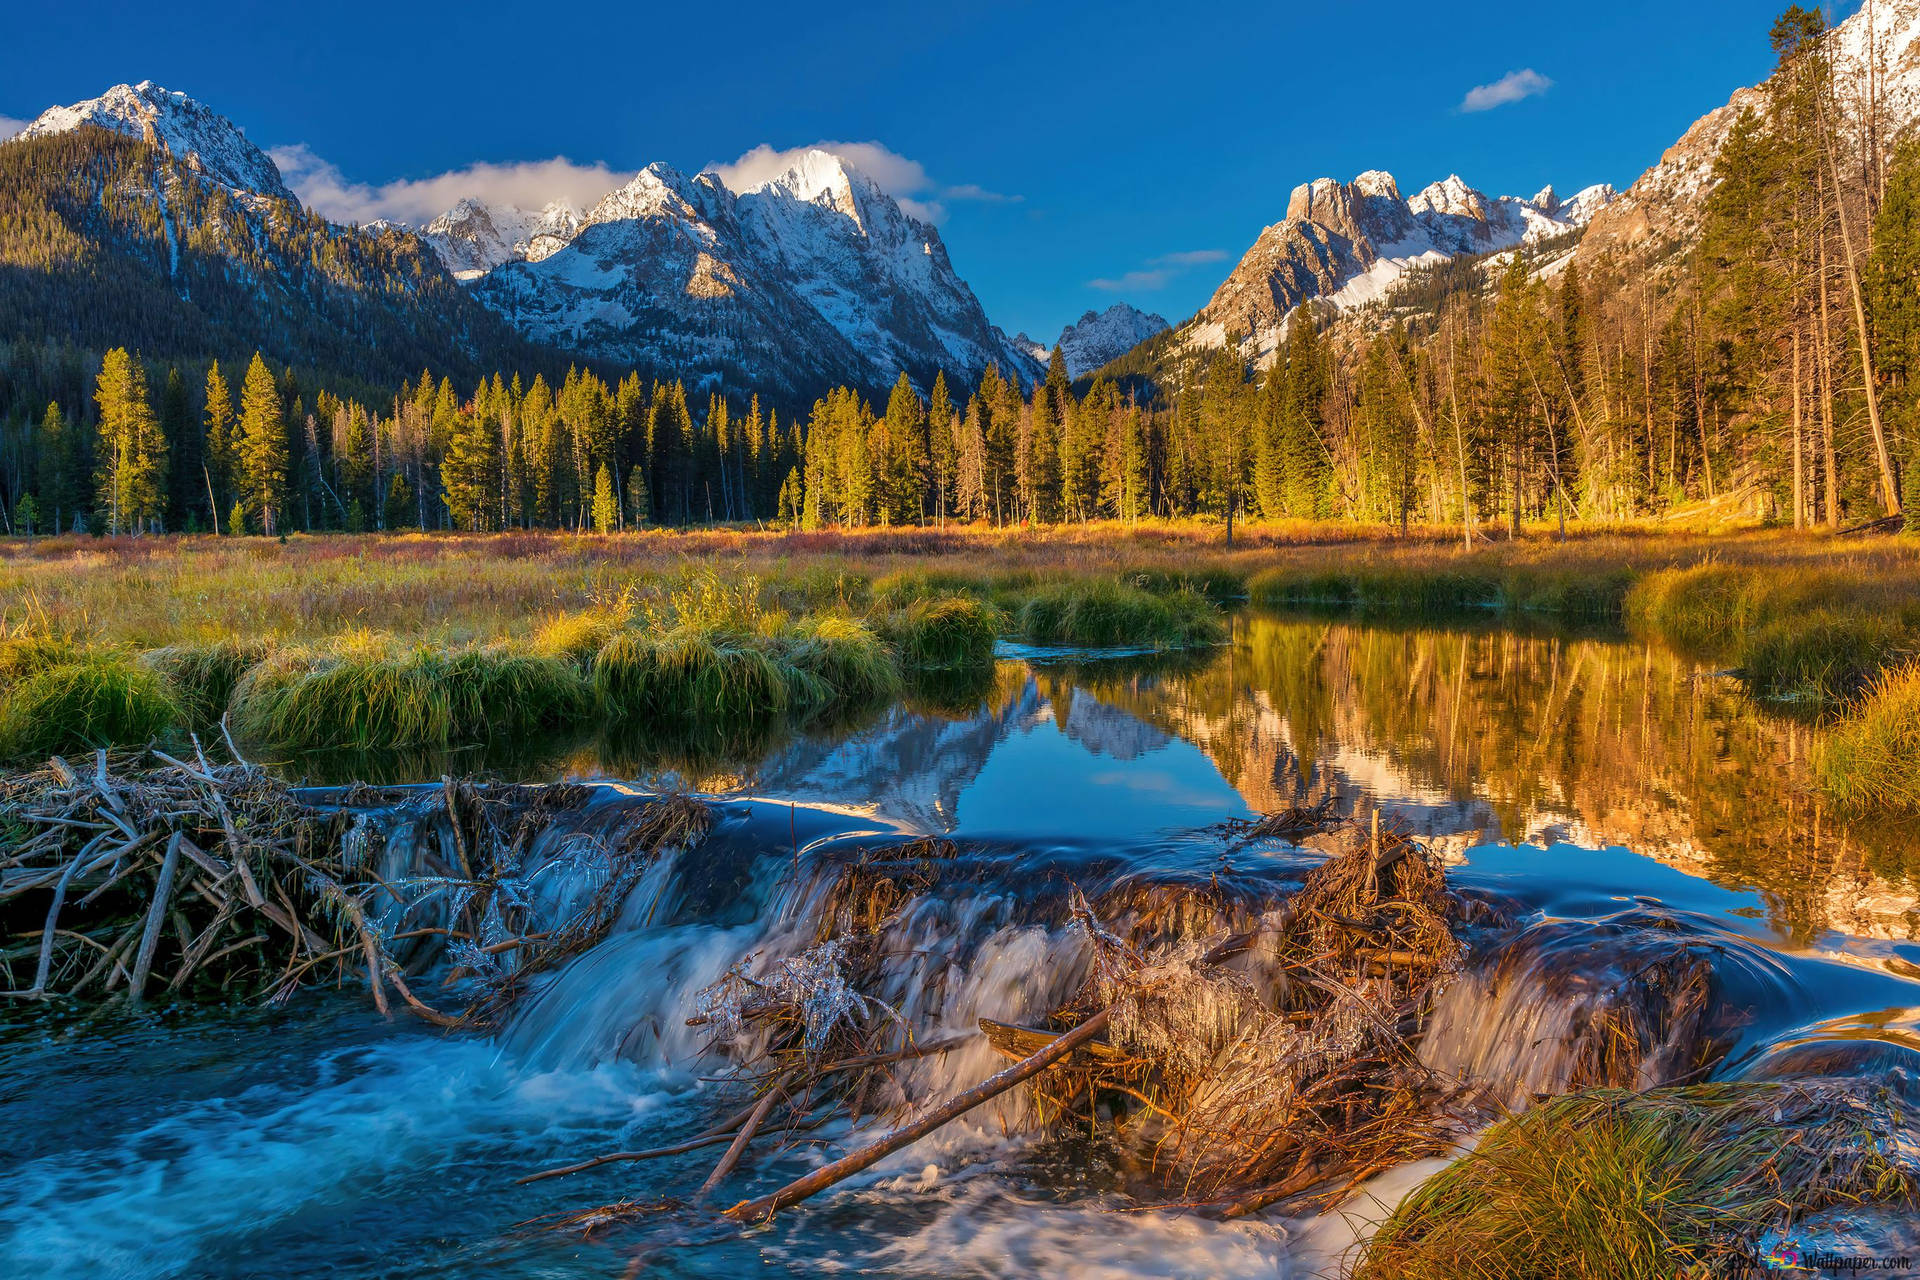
[1820,108,1903,515]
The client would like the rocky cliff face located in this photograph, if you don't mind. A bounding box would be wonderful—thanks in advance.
[420,198,582,280]
[1037,304,1172,378]
[1183,170,1612,358]
[1582,0,1920,269]
[12,83,1040,402]
[1,83,537,386]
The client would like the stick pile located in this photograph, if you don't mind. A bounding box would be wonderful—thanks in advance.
[530,811,1482,1230]
[0,747,713,1023]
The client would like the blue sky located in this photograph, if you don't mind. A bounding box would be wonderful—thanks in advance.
[0,0,1845,342]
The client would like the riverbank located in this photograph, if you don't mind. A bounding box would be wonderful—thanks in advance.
[3,522,1918,805]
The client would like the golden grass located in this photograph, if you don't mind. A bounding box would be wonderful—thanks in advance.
[2,524,1915,652]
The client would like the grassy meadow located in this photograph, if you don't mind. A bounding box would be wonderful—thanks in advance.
[0,519,1917,803]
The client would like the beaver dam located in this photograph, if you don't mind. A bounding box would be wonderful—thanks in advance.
[4,615,1920,1278]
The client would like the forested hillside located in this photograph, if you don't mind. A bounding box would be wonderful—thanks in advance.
[0,6,1914,539]
[0,128,543,390]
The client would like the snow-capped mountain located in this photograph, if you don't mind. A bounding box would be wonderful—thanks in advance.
[0,82,532,388]
[1056,304,1170,377]
[1184,170,1613,356]
[1015,304,1172,378]
[421,198,583,280]
[1582,0,1920,268]
[18,81,291,202]
[471,149,1043,398]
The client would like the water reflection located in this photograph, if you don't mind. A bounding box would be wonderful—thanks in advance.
[704,613,1919,945]
[265,611,1917,944]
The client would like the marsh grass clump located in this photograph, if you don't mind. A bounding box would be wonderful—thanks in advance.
[592,627,797,725]
[1816,661,1920,810]
[867,568,1003,611]
[1248,560,1630,619]
[0,650,183,760]
[1016,580,1226,650]
[1248,565,1501,614]
[1626,565,1771,653]
[1737,610,1909,700]
[531,601,634,665]
[142,638,270,726]
[785,615,900,712]
[0,631,85,687]
[232,637,588,752]
[1354,1083,1918,1280]
[874,595,1000,669]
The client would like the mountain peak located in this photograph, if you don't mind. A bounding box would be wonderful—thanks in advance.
[17,81,291,200]
[1052,303,1170,378]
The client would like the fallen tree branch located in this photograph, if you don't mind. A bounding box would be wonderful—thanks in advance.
[723,1008,1115,1223]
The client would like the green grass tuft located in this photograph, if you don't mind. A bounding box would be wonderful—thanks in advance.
[1737,611,1907,701]
[1815,660,1920,810]
[142,639,270,727]
[868,568,1004,611]
[592,627,797,724]
[530,602,634,665]
[232,636,588,752]
[1355,1084,1914,1280]
[0,651,183,760]
[1121,567,1250,601]
[786,615,901,711]
[1017,580,1226,649]
[874,596,1001,669]
[0,633,86,688]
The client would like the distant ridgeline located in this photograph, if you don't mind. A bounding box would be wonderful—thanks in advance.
[5,0,1920,534]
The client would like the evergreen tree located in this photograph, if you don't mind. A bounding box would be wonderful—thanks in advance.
[93,347,167,533]
[35,401,76,534]
[441,402,499,530]
[237,352,289,535]
[592,463,618,533]
[927,371,957,522]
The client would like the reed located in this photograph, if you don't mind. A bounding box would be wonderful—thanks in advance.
[1015,580,1226,649]
[0,650,183,760]
[1815,661,1920,810]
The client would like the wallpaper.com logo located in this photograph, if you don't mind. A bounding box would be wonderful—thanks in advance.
[1731,1239,1920,1274]
[1762,1242,1805,1271]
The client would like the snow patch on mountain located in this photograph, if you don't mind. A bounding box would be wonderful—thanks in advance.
[1583,0,1920,267]
[1012,304,1172,378]
[421,198,582,280]
[1056,304,1171,377]
[16,81,291,201]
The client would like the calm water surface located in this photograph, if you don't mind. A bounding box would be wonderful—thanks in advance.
[3,611,1916,1278]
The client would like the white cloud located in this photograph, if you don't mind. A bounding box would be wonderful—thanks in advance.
[1089,248,1227,292]
[710,140,1017,225]
[268,143,629,226]
[1461,69,1553,113]
[1151,249,1228,268]
[1091,268,1174,292]
[0,115,28,142]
